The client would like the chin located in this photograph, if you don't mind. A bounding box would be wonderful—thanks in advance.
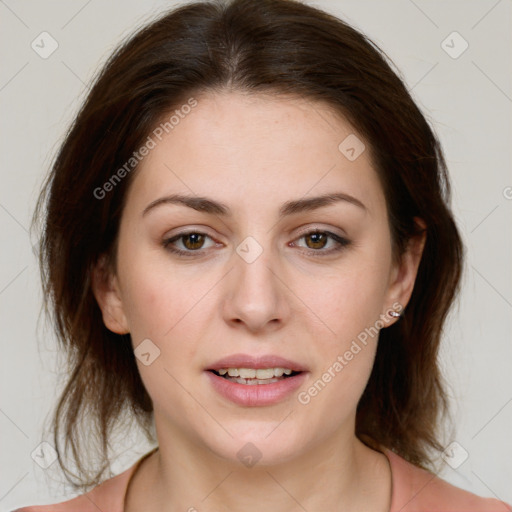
[203,423,306,468]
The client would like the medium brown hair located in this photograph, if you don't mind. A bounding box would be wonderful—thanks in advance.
[33,0,463,489]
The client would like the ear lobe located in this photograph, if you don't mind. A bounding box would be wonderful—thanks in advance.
[385,217,427,318]
[91,254,130,335]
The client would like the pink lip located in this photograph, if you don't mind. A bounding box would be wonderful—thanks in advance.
[206,353,308,371]
[205,370,308,407]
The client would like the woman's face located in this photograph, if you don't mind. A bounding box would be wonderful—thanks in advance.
[94,91,422,466]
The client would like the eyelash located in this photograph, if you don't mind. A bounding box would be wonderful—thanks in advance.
[161,229,351,257]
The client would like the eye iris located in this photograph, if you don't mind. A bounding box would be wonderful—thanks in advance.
[305,232,327,249]
[183,233,205,250]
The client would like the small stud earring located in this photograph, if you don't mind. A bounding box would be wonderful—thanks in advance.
[389,310,401,318]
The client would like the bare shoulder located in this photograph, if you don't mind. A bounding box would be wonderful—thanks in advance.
[11,452,151,512]
[383,448,511,512]
[11,493,98,512]
[422,474,511,512]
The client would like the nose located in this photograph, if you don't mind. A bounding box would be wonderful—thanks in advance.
[222,238,291,333]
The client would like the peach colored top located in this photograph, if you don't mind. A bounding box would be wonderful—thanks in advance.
[13,447,511,512]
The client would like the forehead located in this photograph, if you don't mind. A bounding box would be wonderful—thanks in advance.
[125,91,385,217]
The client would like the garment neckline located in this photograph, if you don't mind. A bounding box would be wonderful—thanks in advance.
[122,446,159,510]
[121,445,397,511]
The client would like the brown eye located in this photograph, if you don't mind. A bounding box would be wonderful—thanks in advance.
[292,230,351,256]
[181,233,206,250]
[162,231,217,256]
[304,232,328,249]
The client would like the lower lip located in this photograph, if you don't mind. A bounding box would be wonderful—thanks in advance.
[205,371,308,407]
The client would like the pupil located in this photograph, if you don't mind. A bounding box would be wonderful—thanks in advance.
[306,232,327,249]
[184,233,204,250]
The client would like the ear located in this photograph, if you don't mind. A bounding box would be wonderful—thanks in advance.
[91,254,130,335]
[383,217,426,323]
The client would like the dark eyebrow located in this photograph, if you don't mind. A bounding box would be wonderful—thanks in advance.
[142,192,367,218]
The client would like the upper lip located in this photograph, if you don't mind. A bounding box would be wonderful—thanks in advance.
[206,353,308,372]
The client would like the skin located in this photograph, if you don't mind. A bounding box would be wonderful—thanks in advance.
[92,91,426,512]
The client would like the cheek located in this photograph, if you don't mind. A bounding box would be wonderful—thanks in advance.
[123,274,204,348]
[306,256,391,341]
[119,266,209,416]
[296,252,390,408]
[297,280,381,432]
[120,272,173,341]
[118,256,223,384]
[118,242,204,339]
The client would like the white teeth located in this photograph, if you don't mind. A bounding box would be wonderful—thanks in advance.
[218,367,294,379]
[239,368,256,378]
[255,368,274,379]
[232,377,280,385]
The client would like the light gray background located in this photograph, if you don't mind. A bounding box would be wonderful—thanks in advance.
[1,0,511,509]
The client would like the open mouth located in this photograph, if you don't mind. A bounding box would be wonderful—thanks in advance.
[205,366,308,406]
[208,369,302,385]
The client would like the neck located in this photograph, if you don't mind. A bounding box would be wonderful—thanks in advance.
[127,419,391,512]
